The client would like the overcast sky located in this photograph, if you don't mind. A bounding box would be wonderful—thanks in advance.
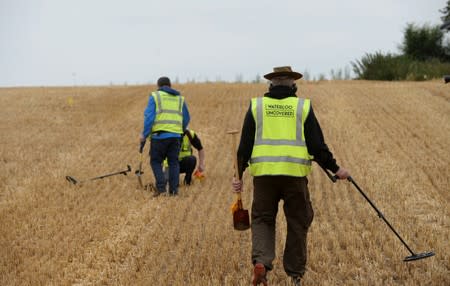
[0,0,446,86]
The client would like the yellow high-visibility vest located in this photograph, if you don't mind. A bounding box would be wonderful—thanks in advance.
[249,96,313,177]
[152,90,184,134]
[179,130,195,160]
[163,130,195,167]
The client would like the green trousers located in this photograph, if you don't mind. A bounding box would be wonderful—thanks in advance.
[251,176,314,278]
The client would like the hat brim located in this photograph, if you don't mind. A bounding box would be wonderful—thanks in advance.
[264,71,303,80]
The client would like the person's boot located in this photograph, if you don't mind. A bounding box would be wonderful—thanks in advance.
[152,190,163,197]
[252,263,268,286]
[153,185,165,197]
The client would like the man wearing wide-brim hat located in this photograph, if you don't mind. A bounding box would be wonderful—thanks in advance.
[263,66,303,80]
[232,66,350,285]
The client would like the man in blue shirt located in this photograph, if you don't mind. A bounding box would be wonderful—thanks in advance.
[140,76,190,196]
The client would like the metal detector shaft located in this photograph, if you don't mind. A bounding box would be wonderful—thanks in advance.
[66,165,131,185]
[90,164,131,180]
[319,165,435,261]
[347,177,416,256]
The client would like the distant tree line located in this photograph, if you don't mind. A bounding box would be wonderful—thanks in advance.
[352,0,450,81]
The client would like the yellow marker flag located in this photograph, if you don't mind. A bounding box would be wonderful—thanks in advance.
[67,96,74,106]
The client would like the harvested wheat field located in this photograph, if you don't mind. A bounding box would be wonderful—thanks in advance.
[0,81,449,286]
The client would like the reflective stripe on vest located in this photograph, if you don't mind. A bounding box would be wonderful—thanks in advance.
[152,91,184,133]
[249,96,313,177]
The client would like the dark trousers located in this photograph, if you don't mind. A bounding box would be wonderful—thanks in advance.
[150,138,181,194]
[251,176,314,278]
[163,155,197,186]
[179,155,197,184]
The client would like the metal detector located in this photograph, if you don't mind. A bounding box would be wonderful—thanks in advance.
[320,166,435,262]
[66,165,132,185]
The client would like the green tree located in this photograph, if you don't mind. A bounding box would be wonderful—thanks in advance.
[440,0,450,23]
[352,52,407,80]
[439,0,450,58]
[400,23,447,61]
[351,51,450,81]
[351,2,450,81]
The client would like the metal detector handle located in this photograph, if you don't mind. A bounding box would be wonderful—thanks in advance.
[97,165,131,179]
[319,165,340,182]
[66,176,78,185]
[139,140,146,154]
[123,165,131,175]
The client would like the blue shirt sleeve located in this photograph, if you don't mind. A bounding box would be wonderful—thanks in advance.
[182,102,190,130]
[142,95,156,138]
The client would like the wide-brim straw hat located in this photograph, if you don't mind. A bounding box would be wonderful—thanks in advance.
[264,66,303,80]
